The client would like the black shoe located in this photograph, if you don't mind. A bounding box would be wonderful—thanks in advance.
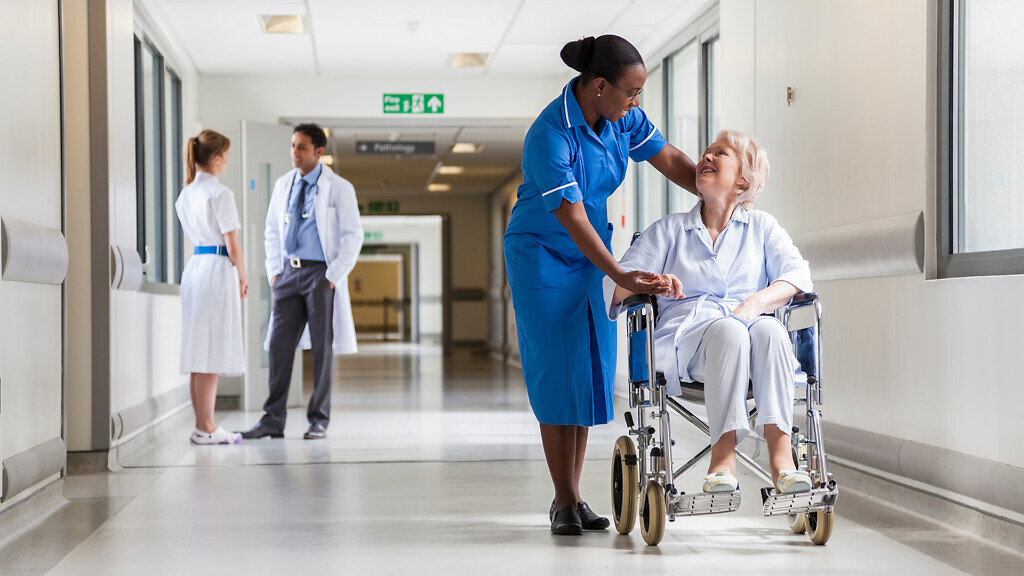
[239,422,283,440]
[304,422,327,440]
[550,505,583,535]
[576,501,610,530]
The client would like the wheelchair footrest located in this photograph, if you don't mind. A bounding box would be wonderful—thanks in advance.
[760,486,838,517]
[669,490,742,517]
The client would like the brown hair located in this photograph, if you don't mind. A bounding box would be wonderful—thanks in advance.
[185,129,231,185]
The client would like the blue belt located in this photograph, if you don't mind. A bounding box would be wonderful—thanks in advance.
[194,246,228,256]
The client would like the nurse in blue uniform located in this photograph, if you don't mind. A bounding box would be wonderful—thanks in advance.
[504,35,698,535]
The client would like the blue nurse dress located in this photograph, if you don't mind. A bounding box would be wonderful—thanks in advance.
[504,78,667,426]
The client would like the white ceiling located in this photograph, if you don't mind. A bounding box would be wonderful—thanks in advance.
[149,0,705,76]
[148,0,706,195]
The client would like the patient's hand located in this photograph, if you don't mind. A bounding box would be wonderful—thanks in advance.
[612,272,684,305]
[658,273,685,300]
[731,297,761,321]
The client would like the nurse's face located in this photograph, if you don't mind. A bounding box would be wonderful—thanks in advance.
[599,63,646,122]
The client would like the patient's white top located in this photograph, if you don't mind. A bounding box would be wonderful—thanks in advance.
[603,202,812,395]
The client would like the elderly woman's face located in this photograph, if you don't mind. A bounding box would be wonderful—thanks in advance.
[696,140,745,197]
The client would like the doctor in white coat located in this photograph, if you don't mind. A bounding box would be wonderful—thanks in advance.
[241,123,363,440]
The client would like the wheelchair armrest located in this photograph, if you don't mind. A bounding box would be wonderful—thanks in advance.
[623,293,656,308]
[787,292,818,307]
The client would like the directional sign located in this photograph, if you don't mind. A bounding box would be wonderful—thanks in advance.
[356,141,435,155]
[383,93,444,114]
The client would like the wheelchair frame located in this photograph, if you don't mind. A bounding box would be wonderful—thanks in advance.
[611,292,839,546]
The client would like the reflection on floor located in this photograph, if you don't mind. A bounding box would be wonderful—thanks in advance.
[2,343,1021,575]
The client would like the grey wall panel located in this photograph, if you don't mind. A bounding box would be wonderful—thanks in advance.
[792,212,924,282]
[824,421,1024,516]
[111,383,189,442]
[0,217,69,285]
[1,438,66,502]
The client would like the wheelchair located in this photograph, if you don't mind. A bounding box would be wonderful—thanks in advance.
[610,282,838,546]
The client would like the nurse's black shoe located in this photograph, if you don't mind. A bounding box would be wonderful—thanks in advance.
[550,505,583,535]
[576,501,610,530]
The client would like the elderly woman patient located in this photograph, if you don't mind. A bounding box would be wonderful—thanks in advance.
[604,130,813,495]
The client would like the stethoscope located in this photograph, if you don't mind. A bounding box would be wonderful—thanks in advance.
[284,171,315,224]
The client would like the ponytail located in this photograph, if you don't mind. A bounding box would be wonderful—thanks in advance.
[184,129,231,185]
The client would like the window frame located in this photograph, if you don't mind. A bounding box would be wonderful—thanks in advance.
[937,0,1024,277]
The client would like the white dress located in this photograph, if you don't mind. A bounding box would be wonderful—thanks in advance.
[175,171,245,375]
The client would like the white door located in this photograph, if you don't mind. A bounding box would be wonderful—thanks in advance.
[240,121,302,412]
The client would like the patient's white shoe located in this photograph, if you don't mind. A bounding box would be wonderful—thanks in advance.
[702,470,739,493]
[776,470,813,494]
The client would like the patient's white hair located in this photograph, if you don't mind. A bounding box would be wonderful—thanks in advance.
[715,129,769,208]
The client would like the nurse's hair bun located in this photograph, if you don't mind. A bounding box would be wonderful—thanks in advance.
[559,35,644,85]
[560,36,597,72]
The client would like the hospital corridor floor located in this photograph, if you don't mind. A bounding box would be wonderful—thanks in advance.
[2,343,1021,576]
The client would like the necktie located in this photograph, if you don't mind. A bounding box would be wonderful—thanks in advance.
[284,178,308,254]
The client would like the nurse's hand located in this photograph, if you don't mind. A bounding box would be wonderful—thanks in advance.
[239,273,249,299]
[615,270,670,295]
[270,275,278,287]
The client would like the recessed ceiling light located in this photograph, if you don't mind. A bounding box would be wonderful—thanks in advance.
[258,15,306,34]
[451,142,483,154]
[447,52,490,68]
[438,165,464,175]
[320,154,334,166]
[323,128,331,138]
[427,183,451,192]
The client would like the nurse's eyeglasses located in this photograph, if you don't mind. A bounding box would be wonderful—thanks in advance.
[608,82,643,103]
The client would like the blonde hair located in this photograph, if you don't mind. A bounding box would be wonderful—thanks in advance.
[714,129,769,208]
[185,129,230,185]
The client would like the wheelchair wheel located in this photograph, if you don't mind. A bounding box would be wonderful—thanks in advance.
[807,509,834,545]
[639,480,666,546]
[611,436,639,535]
[787,512,807,534]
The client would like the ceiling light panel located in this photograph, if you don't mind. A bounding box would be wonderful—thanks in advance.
[259,14,306,34]
[503,0,626,44]
[427,183,451,192]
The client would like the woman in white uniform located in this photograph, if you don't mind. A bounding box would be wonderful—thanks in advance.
[175,129,247,445]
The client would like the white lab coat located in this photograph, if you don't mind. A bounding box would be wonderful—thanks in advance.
[263,164,364,354]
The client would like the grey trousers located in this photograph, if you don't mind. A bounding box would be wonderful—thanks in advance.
[261,261,334,432]
[682,316,797,447]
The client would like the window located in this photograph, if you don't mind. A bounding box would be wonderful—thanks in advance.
[134,34,185,285]
[938,0,1024,277]
[633,7,720,231]
[636,64,666,231]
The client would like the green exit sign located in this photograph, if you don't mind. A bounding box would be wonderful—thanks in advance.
[383,93,444,114]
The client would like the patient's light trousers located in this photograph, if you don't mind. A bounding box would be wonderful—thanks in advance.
[681,316,797,447]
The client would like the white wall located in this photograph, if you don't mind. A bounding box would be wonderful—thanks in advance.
[0,0,65,508]
[64,0,202,453]
[604,0,1024,471]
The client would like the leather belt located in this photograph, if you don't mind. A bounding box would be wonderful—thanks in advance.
[289,258,325,269]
